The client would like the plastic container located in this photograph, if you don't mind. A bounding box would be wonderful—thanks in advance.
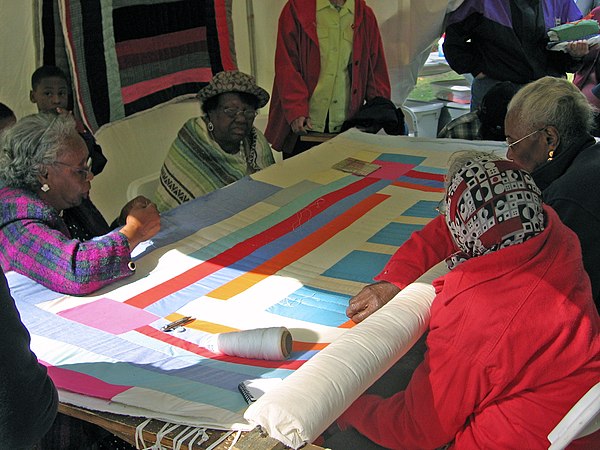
[401,100,444,137]
[430,79,471,104]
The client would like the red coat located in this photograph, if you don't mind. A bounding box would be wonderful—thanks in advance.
[264,0,391,151]
[375,214,454,289]
[339,207,600,449]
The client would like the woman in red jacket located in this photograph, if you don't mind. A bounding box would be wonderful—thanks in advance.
[326,152,600,449]
[265,0,391,157]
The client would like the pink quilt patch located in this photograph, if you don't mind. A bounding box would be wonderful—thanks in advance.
[42,363,131,399]
[367,161,414,180]
[58,298,159,334]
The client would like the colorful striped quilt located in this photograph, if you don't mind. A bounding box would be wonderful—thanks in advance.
[8,130,504,431]
[43,0,236,131]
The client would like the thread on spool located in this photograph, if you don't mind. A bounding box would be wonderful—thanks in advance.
[200,327,292,360]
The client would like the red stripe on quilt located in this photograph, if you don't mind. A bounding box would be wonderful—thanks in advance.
[118,41,206,68]
[125,177,380,308]
[391,181,445,193]
[42,362,131,399]
[115,27,207,58]
[404,170,445,182]
[214,0,237,70]
[210,193,389,300]
[136,325,307,369]
[121,67,213,103]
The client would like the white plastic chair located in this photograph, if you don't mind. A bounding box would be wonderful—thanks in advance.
[126,171,160,202]
[547,381,600,449]
[400,105,418,136]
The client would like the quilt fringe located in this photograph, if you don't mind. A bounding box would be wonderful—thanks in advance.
[133,419,241,449]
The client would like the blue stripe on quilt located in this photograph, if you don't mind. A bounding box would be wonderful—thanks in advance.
[375,154,426,165]
[404,200,440,219]
[397,175,445,189]
[322,250,392,284]
[368,223,425,246]
[146,178,282,251]
[57,361,252,411]
[266,286,350,327]
[415,165,447,175]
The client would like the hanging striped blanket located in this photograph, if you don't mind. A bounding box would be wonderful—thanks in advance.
[44,0,236,131]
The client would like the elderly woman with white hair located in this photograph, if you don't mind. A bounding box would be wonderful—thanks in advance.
[0,112,160,295]
[504,76,600,310]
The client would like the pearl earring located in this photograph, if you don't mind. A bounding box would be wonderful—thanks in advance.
[207,121,214,132]
[41,183,50,192]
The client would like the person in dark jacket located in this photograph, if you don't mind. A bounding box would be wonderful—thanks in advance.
[443,0,589,110]
[505,75,600,310]
[0,268,58,447]
[573,6,600,135]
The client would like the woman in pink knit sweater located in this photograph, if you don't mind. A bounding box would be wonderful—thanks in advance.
[0,112,160,295]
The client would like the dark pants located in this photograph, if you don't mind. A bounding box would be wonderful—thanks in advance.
[32,413,136,450]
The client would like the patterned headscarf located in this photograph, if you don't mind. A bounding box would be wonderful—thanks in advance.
[444,158,545,269]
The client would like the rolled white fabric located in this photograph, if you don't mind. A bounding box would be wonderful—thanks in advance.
[201,327,292,360]
[244,279,439,449]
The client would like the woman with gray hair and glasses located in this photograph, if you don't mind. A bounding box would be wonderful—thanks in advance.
[0,112,160,295]
[504,76,600,310]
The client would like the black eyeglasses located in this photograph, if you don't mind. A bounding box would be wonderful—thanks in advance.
[220,107,258,120]
[53,157,93,181]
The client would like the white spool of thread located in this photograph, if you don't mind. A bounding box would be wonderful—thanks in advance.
[244,262,449,449]
[202,327,292,360]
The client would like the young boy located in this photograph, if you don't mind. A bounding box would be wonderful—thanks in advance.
[30,65,107,175]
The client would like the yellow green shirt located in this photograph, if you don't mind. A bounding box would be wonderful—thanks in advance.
[309,0,354,133]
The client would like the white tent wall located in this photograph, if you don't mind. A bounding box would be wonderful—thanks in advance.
[0,1,39,118]
[0,0,454,221]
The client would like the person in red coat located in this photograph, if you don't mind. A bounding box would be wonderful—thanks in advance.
[326,152,600,449]
[265,0,391,157]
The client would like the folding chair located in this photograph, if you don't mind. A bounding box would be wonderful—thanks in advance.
[547,381,600,449]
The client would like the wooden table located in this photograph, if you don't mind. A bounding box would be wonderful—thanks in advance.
[60,404,325,450]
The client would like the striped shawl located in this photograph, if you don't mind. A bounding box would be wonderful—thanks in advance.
[155,117,274,212]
